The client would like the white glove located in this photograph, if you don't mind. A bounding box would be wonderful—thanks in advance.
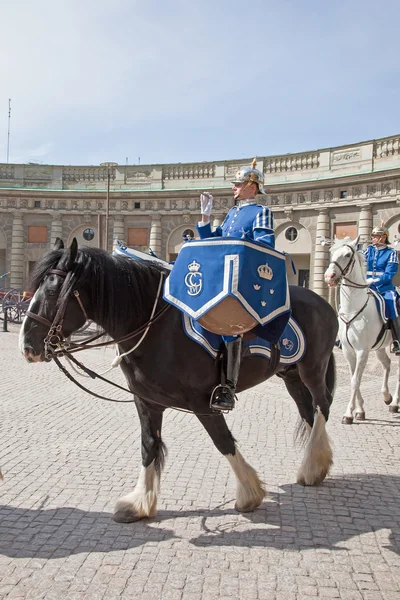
[200,192,213,216]
[366,277,379,285]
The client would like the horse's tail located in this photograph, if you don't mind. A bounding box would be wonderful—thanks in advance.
[325,352,336,404]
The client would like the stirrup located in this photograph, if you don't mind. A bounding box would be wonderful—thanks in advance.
[209,384,236,413]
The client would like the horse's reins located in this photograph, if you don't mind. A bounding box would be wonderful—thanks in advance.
[329,243,373,348]
[25,267,225,416]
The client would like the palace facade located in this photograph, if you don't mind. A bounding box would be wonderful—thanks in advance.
[1,134,400,301]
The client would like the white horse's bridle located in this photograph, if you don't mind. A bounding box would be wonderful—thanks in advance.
[329,244,369,289]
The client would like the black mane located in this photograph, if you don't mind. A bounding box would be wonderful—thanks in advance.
[29,246,167,333]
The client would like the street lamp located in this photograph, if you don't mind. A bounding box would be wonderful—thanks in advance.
[100,161,118,252]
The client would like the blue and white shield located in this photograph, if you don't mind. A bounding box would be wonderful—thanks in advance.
[163,238,290,325]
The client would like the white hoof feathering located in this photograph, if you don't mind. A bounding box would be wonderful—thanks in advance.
[114,462,159,522]
[297,408,333,486]
[227,450,266,512]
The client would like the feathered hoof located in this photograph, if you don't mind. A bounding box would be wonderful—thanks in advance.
[354,411,365,421]
[296,468,329,487]
[383,393,393,406]
[113,496,157,523]
[113,508,145,523]
[342,416,354,425]
[389,405,399,413]
[234,496,264,513]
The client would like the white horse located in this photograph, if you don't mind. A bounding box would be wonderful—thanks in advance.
[324,236,400,424]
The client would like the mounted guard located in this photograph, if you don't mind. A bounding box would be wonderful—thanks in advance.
[164,159,290,412]
[363,222,400,355]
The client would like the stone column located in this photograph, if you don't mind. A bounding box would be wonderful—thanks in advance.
[213,214,224,228]
[149,215,162,256]
[50,213,63,246]
[358,204,372,249]
[112,216,125,251]
[313,208,330,300]
[10,212,24,289]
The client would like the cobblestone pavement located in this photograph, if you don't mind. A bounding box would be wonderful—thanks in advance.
[1,322,400,599]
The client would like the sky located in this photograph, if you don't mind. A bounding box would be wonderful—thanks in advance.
[1,0,399,167]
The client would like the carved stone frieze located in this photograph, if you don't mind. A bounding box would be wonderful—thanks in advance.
[0,166,14,179]
[297,193,307,203]
[382,182,392,195]
[332,148,361,164]
[59,201,67,209]
[126,169,152,181]
[311,191,320,203]
[352,186,362,198]
[24,168,52,180]
[20,199,29,208]
[324,191,333,202]
[367,185,377,197]
[7,199,16,208]
[45,199,54,209]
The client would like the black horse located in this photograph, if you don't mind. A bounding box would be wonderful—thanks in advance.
[20,239,338,522]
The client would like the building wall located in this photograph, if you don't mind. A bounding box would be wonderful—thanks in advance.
[0,134,400,297]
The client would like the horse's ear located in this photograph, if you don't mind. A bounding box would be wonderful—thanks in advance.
[352,235,360,248]
[54,237,64,250]
[69,238,78,263]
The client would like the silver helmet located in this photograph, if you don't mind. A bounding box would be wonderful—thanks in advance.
[231,158,266,195]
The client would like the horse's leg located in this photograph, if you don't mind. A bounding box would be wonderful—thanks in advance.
[342,345,359,423]
[375,348,393,406]
[114,398,166,523]
[388,356,400,413]
[347,349,369,423]
[295,360,333,486]
[196,414,265,512]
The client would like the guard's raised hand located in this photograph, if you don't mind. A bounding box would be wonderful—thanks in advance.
[200,192,213,216]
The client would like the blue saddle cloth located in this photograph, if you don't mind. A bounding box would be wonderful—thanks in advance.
[183,314,306,365]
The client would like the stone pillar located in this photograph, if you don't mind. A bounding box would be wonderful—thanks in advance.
[50,213,63,246]
[149,216,162,256]
[358,204,372,249]
[213,214,224,228]
[112,216,125,251]
[313,208,330,300]
[10,212,24,289]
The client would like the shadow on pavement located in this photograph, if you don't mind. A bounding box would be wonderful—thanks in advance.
[188,473,400,554]
[1,473,399,558]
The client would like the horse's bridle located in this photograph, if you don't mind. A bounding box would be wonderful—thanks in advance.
[25,267,171,361]
[25,269,89,360]
[329,244,368,289]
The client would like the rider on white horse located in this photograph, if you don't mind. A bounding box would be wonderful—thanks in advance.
[363,223,400,356]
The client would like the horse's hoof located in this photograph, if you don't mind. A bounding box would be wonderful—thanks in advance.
[354,412,365,421]
[342,416,354,425]
[113,508,146,523]
[234,501,260,513]
[389,405,399,413]
[383,393,393,406]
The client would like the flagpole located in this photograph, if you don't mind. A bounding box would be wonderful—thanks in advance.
[6,99,11,164]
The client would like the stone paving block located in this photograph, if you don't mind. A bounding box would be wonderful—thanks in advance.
[2,328,400,599]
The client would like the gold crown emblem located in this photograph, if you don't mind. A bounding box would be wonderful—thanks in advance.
[257,263,273,280]
[253,284,261,290]
[188,260,201,272]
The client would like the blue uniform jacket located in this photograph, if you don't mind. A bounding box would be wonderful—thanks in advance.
[197,202,275,247]
[362,245,399,293]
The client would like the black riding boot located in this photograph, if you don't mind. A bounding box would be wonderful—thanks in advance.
[389,317,400,356]
[210,337,242,412]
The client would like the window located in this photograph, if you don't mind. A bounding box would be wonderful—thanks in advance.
[83,228,95,241]
[183,228,195,240]
[134,202,141,209]
[33,200,41,208]
[285,227,298,242]
[340,190,347,199]
[128,228,149,247]
[28,226,47,243]
[298,269,310,288]
[333,222,357,239]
